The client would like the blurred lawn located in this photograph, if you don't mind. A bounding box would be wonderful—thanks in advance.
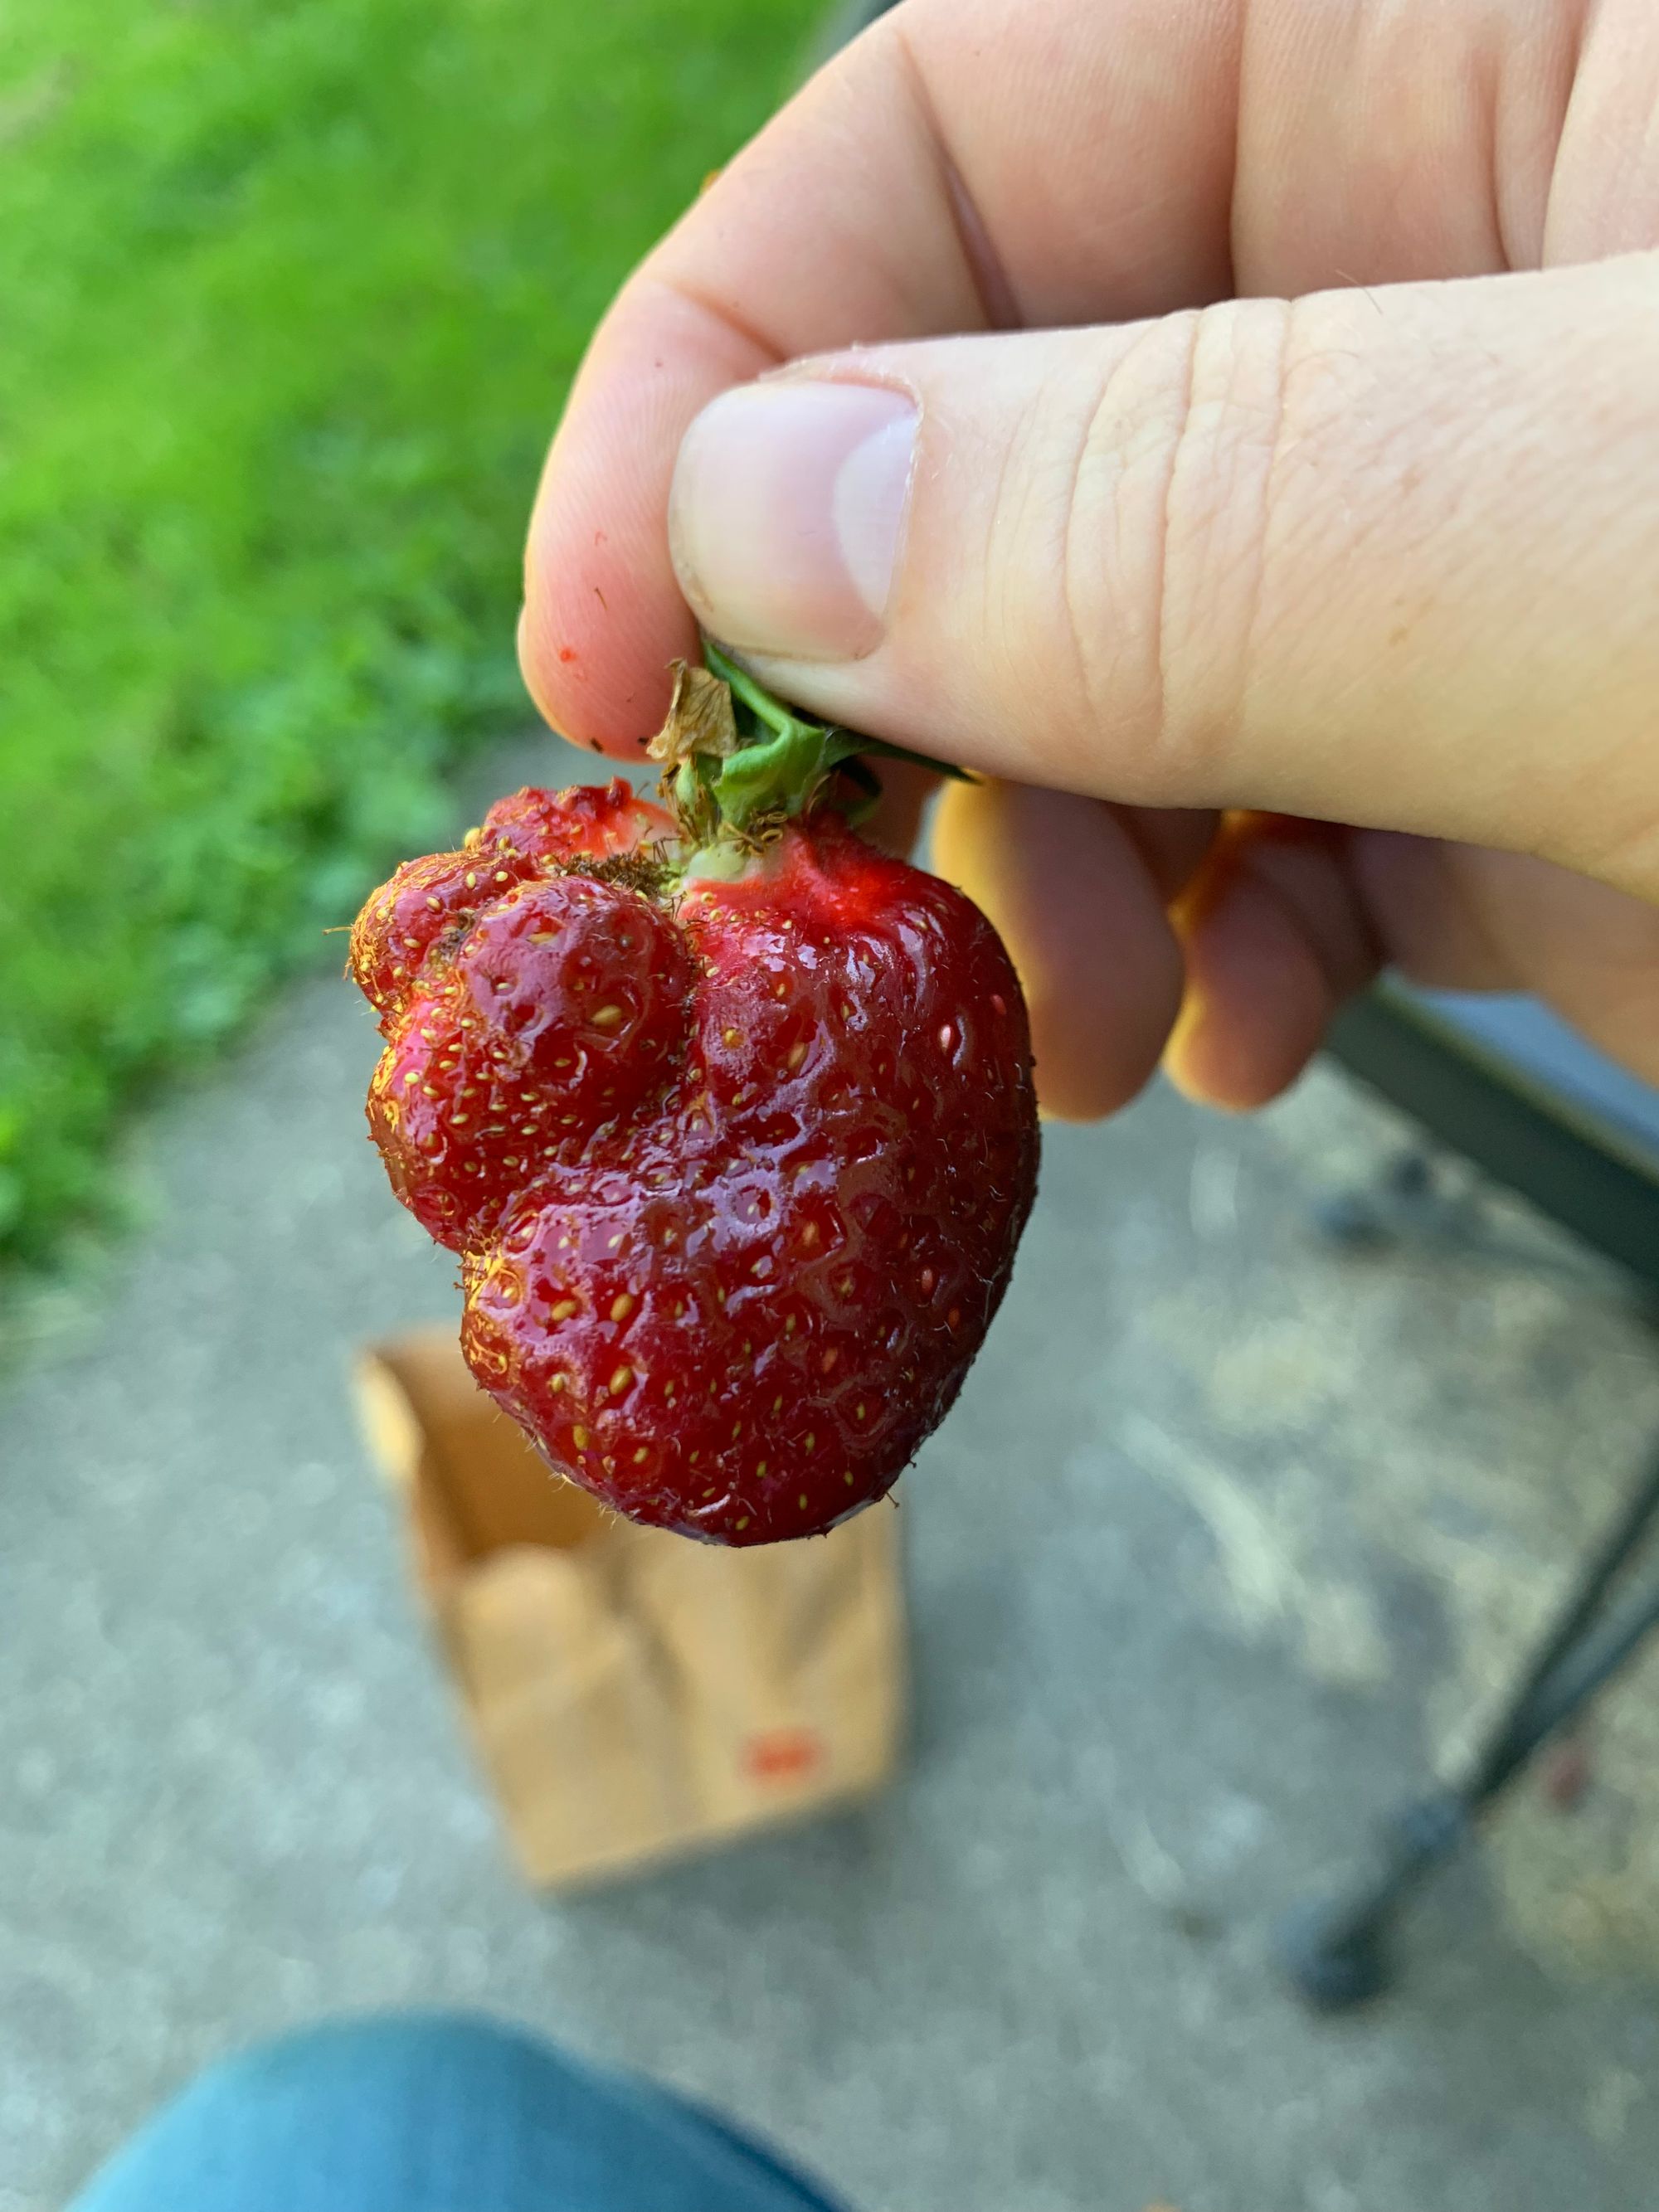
[0,0,806,1266]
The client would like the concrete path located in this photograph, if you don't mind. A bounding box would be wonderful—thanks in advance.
[5,737,1659,2212]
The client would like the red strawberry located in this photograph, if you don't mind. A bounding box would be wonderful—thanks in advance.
[351,650,1038,1544]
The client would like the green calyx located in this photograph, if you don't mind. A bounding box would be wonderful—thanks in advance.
[648,639,968,857]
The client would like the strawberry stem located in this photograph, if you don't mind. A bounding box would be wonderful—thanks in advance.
[703,641,799,742]
[659,640,970,853]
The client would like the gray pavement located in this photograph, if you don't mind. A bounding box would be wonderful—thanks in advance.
[5,734,1659,2212]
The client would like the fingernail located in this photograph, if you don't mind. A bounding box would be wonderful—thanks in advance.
[670,381,917,661]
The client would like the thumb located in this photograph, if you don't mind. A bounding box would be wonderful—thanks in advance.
[668,254,1659,902]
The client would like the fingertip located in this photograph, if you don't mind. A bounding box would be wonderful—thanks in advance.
[520,281,761,755]
[514,600,563,735]
[1162,869,1331,1109]
[518,533,690,757]
[1163,819,1379,1108]
[932,779,1184,1121]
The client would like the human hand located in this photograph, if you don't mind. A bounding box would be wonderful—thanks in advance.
[520,0,1659,1117]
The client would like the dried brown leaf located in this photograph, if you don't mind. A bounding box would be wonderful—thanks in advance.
[647,660,738,768]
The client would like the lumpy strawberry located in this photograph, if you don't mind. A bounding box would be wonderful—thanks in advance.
[351,673,1038,1544]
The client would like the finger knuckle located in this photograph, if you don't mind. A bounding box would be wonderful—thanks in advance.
[1053,299,1303,799]
[1153,297,1303,790]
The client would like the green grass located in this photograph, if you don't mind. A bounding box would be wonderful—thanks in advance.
[0,0,807,1266]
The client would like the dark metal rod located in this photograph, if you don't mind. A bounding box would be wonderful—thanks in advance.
[1466,1446,1659,1802]
[1280,1443,1659,2010]
[1472,1580,1659,1804]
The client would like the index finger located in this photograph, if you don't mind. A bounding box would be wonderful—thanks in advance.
[520,0,1241,750]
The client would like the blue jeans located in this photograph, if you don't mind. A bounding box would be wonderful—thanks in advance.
[71,2014,850,2212]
